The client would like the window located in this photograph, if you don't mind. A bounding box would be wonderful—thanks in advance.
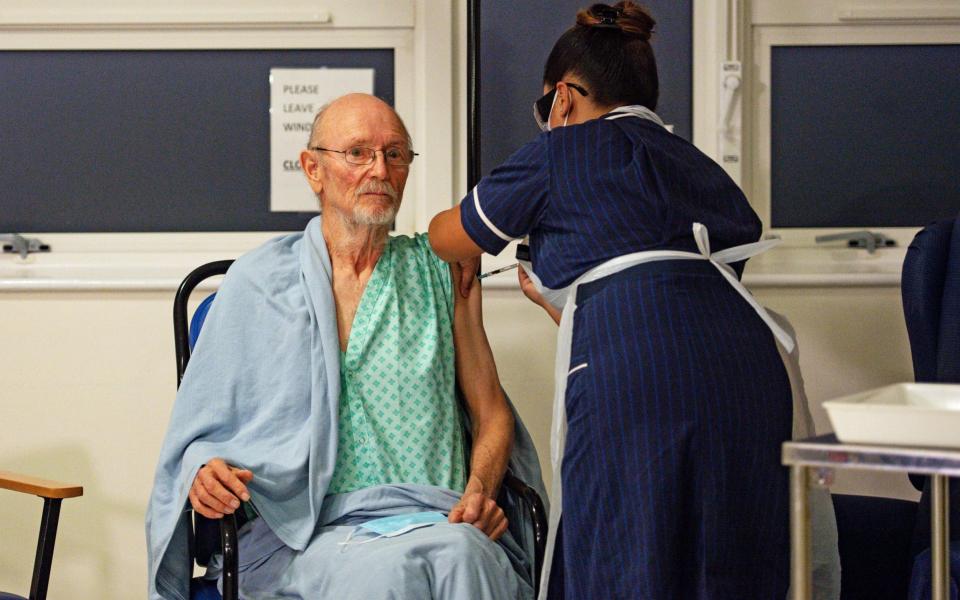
[769,43,958,228]
[694,0,960,245]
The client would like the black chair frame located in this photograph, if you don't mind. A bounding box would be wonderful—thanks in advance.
[0,472,83,600]
[174,260,548,599]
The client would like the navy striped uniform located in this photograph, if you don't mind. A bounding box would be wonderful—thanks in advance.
[461,113,792,600]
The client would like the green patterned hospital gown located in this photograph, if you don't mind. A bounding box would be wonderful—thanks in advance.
[327,234,467,494]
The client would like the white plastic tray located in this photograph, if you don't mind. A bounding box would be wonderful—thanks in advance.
[823,383,960,449]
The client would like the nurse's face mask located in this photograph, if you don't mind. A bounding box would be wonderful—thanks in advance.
[533,82,590,132]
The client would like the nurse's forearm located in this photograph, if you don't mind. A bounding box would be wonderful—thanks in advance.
[542,303,562,325]
[429,206,484,262]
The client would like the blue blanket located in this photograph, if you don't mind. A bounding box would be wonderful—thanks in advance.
[146,217,545,599]
[209,484,532,598]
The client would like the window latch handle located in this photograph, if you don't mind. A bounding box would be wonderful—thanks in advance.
[814,230,896,254]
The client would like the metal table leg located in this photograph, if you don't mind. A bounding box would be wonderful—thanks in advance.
[791,465,812,600]
[932,475,950,600]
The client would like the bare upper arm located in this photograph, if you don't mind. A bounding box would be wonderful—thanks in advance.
[449,262,508,423]
[450,261,480,320]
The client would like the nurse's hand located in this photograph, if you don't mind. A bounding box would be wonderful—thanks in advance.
[188,458,254,519]
[519,266,561,325]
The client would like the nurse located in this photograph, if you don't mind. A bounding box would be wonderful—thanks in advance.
[429,2,794,599]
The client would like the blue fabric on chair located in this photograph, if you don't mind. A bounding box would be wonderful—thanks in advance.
[188,292,224,600]
[0,592,28,600]
[189,293,224,599]
[902,217,958,493]
[902,213,960,595]
[901,218,954,383]
[189,292,224,600]
[908,545,960,600]
[833,493,918,600]
[190,578,222,600]
[189,293,217,351]
[937,216,960,383]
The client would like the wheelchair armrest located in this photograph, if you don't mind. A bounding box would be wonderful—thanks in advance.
[501,472,548,592]
[220,514,239,600]
[193,511,239,600]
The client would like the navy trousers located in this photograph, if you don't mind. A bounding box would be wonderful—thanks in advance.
[549,261,792,600]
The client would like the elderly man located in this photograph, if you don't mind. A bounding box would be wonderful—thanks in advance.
[146,94,538,599]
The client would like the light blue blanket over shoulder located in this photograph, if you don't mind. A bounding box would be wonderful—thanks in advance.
[146,216,546,599]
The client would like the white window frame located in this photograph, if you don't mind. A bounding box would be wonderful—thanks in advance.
[0,0,455,253]
[694,0,960,247]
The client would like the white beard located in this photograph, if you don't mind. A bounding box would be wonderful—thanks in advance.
[317,179,400,227]
[352,202,397,226]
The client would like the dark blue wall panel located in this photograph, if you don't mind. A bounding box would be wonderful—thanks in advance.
[771,44,960,227]
[0,49,394,232]
[479,0,692,176]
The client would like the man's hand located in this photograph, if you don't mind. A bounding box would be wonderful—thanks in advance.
[448,477,508,540]
[188,458,253,519]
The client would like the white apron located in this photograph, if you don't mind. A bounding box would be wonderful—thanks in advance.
[525,107,795,600]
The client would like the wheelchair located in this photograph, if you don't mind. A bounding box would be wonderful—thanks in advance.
[174,260,548,600]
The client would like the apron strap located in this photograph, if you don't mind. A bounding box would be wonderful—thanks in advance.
[692,223,796,353]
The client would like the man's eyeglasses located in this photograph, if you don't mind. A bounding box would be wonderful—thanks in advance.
[533,82,589,130]
[309,145,418,167]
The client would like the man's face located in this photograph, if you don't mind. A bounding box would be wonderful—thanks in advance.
[301,97,411,226]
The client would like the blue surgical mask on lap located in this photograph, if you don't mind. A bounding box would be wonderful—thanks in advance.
[359,511,447,535]
[338,511,447,550]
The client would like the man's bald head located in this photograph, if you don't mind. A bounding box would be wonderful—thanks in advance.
[307,93,411,149]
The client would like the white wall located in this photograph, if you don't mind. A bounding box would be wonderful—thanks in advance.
[0,291,186,597]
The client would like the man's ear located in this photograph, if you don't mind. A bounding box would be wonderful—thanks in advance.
[300,149,324,194]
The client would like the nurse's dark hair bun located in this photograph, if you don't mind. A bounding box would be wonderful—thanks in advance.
[544,1,659,110]
[576,2,655,42]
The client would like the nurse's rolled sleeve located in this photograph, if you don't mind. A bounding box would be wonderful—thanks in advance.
[459,136,550,256]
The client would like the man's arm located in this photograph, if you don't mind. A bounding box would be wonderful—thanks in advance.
[447,262,514,540]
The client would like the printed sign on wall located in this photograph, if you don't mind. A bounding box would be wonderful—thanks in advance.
[270,68,375,212]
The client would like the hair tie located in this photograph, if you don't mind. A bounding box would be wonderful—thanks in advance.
[593,6,622,29]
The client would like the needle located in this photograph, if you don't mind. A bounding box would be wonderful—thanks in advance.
[477,263,519,279]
